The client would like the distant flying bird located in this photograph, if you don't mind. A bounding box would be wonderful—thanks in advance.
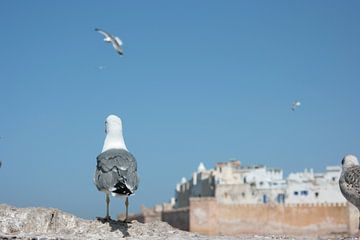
[291,100,301,111]
[94,115,139,222]
[95,28,124,55]
[339,154,360,229]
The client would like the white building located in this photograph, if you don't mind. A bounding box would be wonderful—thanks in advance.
[213,161,287,204]
[175,162,216,208]
[174,160,346,208]
[286,166,346,204]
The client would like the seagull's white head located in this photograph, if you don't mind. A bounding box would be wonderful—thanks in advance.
[105,114,123,134]
[102,114,127,152]
[341,154,359,170]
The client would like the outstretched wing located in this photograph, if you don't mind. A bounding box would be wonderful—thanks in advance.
[95,28,124,55]
[95,28,113,39]
[112,37,124,55]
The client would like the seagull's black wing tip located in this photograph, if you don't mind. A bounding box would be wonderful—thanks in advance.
[95,28,100,32]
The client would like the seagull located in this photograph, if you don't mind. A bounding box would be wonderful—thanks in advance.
[94,115,139,222]
[339,154,360,229]
[291,100,301,111]
[95,28,124,55]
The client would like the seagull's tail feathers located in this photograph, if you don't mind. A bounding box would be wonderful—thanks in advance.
[111,172,138,196]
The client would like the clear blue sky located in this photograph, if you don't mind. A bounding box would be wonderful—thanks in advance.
[0,1,359,219]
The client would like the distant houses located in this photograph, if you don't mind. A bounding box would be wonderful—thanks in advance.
[129,160,355,236]
[174,160,346,208]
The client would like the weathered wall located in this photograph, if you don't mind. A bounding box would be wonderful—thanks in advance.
[189,197,359,236]
[126,206,162,223]
[189,197,218,235]
[161,207,189,231]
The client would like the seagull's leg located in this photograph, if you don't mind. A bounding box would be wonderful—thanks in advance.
[105,193,111,220]
[124,196,130,223]
[96,193,111,222]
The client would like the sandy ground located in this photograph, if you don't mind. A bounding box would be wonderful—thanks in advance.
[0,204,358,240]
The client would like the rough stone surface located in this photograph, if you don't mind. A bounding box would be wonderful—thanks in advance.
[0,204,358,240]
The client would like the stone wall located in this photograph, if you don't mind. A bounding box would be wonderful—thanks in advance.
[125,205,161,223]
[189,197,359,236]
[161,207,190,231]
[189,197,218,235]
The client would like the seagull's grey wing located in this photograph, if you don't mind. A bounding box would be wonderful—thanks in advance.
[95,149,138,195]
[340,166,360,208]
[344,166,360,189]
[111,37,124,55]
[95,28,113,39]
[114,37,123,46]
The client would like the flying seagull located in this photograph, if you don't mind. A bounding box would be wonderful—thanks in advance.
[291,100,301,111]
[339,154,360,229]
[94,114,139,222]
[95,28,124,55]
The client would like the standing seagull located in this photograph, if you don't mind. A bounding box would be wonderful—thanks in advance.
[95,28,124,55]
[94,115,139,222]
[339,154,360,229]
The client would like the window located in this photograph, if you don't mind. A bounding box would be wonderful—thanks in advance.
[294,191,299,196]
[332,177,336,181]
[277,194,285,203]
[315,192,319,198]
[263,195,269,203]
[241,192,246,197]
[301,190,308,196]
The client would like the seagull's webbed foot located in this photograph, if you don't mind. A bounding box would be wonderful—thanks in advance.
[96,216,112,223]
[123,218,132,224]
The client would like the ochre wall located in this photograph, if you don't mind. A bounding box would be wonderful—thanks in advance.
[189,197,358,236]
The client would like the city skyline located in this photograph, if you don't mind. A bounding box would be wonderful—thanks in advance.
[0,1,359,219]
